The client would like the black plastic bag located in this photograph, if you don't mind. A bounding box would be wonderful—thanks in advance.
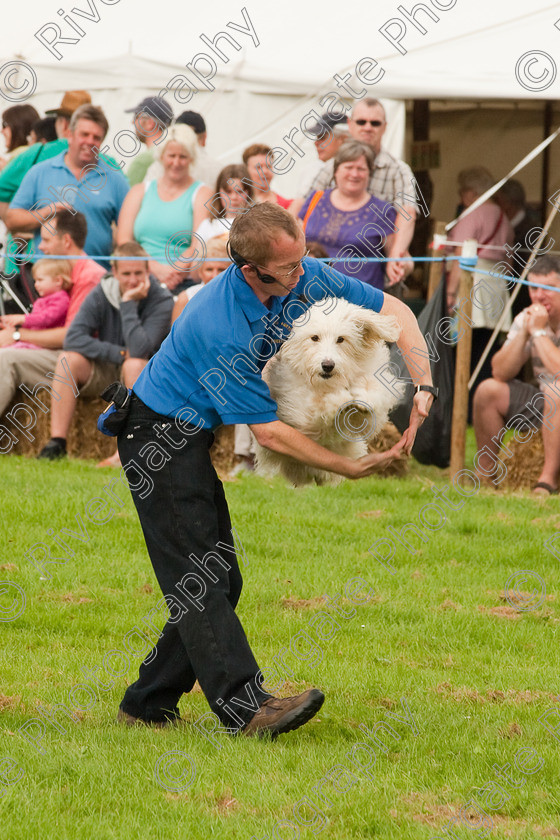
[388,277,455,467]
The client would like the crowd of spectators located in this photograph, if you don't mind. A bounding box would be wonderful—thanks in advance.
[0,88,545,475]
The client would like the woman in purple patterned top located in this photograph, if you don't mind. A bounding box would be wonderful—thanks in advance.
[297,141,398,290]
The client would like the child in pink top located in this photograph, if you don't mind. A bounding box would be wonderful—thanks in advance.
[0,258,72,349]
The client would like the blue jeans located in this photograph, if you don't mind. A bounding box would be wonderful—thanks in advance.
[117,394,270,726]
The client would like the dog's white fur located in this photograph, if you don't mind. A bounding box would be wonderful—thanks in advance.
[254,298,404,486]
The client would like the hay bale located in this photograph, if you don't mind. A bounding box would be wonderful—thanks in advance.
[3,391,404,481]
[4,392,237,473]
[499,431,544,491]
[6,394,116,460]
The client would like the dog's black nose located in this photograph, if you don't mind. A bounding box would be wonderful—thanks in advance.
[321,359,335,373]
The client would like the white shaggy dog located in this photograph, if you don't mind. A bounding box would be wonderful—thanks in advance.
[255,298,404,486]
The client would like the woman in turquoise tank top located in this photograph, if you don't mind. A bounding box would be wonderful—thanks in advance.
[117,124,212,291]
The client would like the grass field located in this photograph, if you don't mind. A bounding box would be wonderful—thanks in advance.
[1,435,559,839]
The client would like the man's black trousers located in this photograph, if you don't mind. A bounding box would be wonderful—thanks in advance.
[117,394,271,727]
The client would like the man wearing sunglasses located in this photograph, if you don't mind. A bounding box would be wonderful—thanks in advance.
[115,202,435,742]
[295,98,418,288]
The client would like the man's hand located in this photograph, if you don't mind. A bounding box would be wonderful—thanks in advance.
[163,271,188,291]
[526,304,549,333]
[397,390,434,455]
[345,442,406,479]
[385,249,414,288]
[0,328,16,347]
[121,274,150,302]
[385,248,406,287]
[0,314,25,328]
[149,262,186,290]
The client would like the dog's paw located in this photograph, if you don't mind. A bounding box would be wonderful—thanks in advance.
[336,399,379,441]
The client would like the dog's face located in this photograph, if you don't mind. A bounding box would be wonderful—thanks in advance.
[277,298,401,385]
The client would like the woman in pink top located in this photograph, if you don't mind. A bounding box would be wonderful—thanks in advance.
[0,258,71,349]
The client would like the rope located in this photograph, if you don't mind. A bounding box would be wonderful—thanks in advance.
[469,265,560,294]
[19,253,462,264]
[433,238,560,257]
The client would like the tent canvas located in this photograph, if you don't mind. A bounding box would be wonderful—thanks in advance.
[1,1,559,200]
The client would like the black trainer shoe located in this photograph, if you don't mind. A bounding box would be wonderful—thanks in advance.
[242,688,325,739]
[37,440,67,460]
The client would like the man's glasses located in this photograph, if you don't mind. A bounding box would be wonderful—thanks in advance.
[259,249,310,280]
[353,119,384,127]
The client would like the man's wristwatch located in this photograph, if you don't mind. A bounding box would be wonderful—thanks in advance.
[531,329,551,339]
[12,330,21,342]
[415,384,438,400]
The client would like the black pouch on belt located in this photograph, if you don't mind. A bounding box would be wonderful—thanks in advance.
[96,382,132,437]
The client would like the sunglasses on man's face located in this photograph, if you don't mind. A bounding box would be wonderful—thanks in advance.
[353,119,384,127]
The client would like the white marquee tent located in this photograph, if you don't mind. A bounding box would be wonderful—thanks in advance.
[1,1,559,210]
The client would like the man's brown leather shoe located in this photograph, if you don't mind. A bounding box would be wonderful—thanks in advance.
[242,688,325,739]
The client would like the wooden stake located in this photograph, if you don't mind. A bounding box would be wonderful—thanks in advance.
[427,221,447,301]
[450,239,477,481]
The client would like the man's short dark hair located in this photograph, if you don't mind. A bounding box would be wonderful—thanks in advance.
[176,110,206,135]
[229,203,301,266]
[112,241,149,271]
[69,104,109,138]
[353,98,386,120]
[53,208,88,249]
[530,255,560,278]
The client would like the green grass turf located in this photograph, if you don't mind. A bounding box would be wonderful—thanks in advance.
[1,434,559,839]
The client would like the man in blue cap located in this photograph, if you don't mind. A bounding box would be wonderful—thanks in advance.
[125,96,174,186]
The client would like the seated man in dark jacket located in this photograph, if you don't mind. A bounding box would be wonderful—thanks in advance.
[38,241,173,459]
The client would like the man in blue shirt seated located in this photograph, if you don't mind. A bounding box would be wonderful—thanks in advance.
[115,203,435,739]
[5,104,129,271]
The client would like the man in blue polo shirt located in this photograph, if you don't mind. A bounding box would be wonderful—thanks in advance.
[115,203,435,739]
[6,104,129,271]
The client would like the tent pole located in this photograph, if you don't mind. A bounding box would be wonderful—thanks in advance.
[450,239,477,481]
[541,101,553,227]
